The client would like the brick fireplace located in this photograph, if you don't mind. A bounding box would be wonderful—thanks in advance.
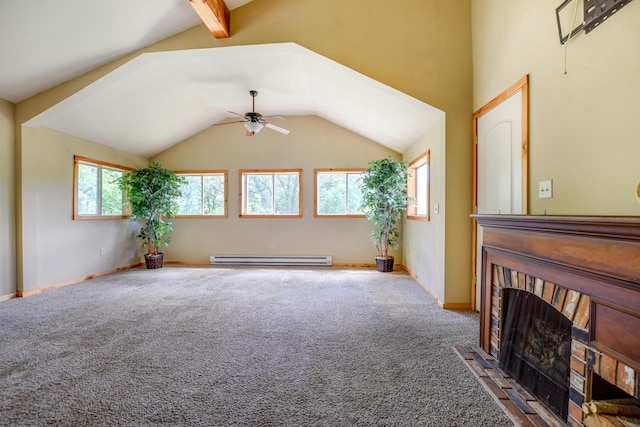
[473,215,640,426]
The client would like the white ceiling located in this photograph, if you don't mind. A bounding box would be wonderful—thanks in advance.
[3,0,443,157]
[0,0,252,103]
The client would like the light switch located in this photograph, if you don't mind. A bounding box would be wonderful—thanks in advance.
[539,180,553,199]
[434,202,439,214]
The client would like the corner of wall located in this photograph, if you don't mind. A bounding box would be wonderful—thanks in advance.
[0,98,17,297]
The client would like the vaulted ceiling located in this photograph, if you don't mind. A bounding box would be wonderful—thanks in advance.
[1,0,443,157]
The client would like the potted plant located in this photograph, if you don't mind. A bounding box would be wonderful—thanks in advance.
[360,156,410,272]
[117,162,185,269]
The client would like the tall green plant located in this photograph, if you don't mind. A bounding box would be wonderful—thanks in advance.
[117,162,185,255]
[360,156,410,258]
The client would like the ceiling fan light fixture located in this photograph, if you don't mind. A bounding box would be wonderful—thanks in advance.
[244,121,264,134]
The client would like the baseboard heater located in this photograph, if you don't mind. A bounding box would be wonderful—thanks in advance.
[209,255,332,267]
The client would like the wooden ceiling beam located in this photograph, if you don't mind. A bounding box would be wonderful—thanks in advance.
[188,0,230,38]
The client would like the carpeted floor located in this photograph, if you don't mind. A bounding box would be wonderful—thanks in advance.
[0,266,513,426]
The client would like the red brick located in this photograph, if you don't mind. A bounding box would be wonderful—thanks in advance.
[497,266,505,287]
[568,401,584,424]
[567,416,583,427]
[479,375,510,400]
[553,286,567,312]
[486,368,512,388]
[573,294,590,329]
[571,356,586,377]
[500,399,536,427]
[533,278,544,298]
[571,339,587,360]
[562,290,581,320]
[542,282,555,304]
[492,295,500,310]
[600,353,618,385]
[491,305,499,320]
[592,352,602,376]
[570,370,586,394]
[616,362,636,396]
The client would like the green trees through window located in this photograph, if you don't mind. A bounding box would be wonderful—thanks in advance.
[74,159,374,221]
[315,170,364,216]
[241,170,301,217]
[176,172,227,216]
[74,156,127,218]
[407,150,430,221]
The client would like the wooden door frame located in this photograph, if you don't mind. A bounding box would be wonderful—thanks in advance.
[471,75,529,311]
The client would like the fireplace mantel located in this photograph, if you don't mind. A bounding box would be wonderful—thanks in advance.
[472,214,640,426]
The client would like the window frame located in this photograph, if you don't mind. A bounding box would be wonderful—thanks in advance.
[407,149,431,221]
[73,155,131,220]
[174,170,228,218]
[314,168,366,218]
[239,169,303,218]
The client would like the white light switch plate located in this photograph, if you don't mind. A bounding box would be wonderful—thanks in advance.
[539,180,553,199]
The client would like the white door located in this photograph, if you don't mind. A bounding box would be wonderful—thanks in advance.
[473,77,528,310]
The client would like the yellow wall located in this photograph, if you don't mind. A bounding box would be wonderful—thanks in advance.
[14,0,473,304]
[0,99,15,299]
[152,116,397,264]
[472,0,640,215]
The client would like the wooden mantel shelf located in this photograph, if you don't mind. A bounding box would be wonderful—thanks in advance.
[472,214,640,284]
[472,214,640,242]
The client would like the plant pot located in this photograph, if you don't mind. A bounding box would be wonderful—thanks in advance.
[144,253,164,269]
[375,256,395,272]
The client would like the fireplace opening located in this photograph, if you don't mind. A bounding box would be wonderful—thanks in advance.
[591,373,635,401]
[499,289,572,420]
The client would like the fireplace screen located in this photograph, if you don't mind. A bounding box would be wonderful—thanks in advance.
[499,289,572,420]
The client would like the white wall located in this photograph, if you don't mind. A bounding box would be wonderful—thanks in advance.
[19,127,148,293]
[152,116,399,264]
[0,99,15,299]
[472,0,640,215]
[403,117,446,303]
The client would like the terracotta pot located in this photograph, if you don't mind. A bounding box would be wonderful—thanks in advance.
[144,253,164,269]
[375,256,394,272]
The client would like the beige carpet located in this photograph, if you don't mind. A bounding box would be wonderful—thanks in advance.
[0,266,513,426]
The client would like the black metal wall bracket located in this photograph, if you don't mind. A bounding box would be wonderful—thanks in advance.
[556,0,635,44]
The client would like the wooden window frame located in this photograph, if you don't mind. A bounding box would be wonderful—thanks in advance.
[407,149,430,221]
[73,155,131,220]
[174,170,228,218]
[239,169,303,218]
[314,168,366,218]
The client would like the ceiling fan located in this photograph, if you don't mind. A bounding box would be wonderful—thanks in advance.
[221,90,290,136]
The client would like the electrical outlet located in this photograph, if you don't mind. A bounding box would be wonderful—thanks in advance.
[100,247,105,256]
[538,180,553,199]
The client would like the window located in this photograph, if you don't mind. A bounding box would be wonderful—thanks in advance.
[175,171,227,217]
[407,150,430,221]
[240,169,302,217]
[314,169,365,217]
[73,156,130,219]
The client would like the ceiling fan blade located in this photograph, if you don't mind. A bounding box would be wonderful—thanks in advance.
[227,111,247,119]
[264,122,290,134]
[212,119,245,127]
[262,115,285,121]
